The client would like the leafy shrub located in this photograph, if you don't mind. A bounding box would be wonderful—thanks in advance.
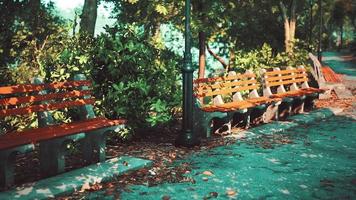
[1,23,182,138]
[90,25,182,130]
[230,41,314,76]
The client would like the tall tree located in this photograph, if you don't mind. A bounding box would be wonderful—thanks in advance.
[80,0,98,36]
[280,0,297,53]
[332,0,347,50]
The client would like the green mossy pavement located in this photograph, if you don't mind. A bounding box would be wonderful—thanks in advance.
[0,157,152,200]
[85,108,356,200]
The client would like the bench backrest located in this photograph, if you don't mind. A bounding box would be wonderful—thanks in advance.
[0,74,95,120]
[260,66,310,97]
[194,70,261,106]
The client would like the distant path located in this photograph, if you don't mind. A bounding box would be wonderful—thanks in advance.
[322,52,356,77]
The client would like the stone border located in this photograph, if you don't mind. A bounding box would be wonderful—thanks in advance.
[0,156,152,200]
[229,108,343,139]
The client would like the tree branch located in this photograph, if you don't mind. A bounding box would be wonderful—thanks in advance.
[279,2,288,22]
[206,43,228,69]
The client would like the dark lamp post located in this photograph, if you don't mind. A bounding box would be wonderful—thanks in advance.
[317,0,322,62]
[175,0,200,147]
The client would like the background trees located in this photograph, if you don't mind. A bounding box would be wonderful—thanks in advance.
[0,0,354,136]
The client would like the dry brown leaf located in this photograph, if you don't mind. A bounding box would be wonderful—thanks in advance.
[202,171,214,176]
[80,182,91,192]
[226,189,237,196]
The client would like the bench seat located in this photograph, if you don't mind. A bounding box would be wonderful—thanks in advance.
[270,88,325,99]
[201,97,281,112]
[194,71,280,137]
[0,117,126,151]
[0,74,127,187]
[261,66,325,119]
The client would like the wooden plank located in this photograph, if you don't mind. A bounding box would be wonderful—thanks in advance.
[195,79,257,92]
[201,101,255,112]
[0,117,127,150]
[0,98,96,117]
[194,73,255,84]
[266,78,308,87]
[196,85,258,97]
[266,73,306,82]
[0,80,91,95]
[264,68,305,76]
[0,90,92,106]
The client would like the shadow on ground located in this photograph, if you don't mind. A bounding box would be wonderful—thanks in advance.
[87,116,356,199]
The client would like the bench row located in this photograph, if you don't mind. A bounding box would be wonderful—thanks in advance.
[0,74,126,188]
[193,66,324,137]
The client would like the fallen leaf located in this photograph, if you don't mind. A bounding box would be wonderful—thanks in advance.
[202,171,214,176]
[123,161,129,166]
[162,195,170,200]
[210,192,218,198]
[226,189,237,196]
[80,182,91,192]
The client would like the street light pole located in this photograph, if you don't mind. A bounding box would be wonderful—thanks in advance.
[317,0,322,62]
[175,0,200,147]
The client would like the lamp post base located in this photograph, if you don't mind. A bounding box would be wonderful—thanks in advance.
[175,129,200,147]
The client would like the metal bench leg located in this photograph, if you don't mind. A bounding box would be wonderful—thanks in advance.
[278,100,293,119]
[0,144,34,188]
[264,103,280,122]
[250,105,267,125]
[292,97,305,114]
[40,133,84,177]
[304,94,318,112]
[232,110,250,129]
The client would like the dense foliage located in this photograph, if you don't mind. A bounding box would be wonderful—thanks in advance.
[1,0,355,137]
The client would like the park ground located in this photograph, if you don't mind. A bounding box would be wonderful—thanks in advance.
[50,51,356,200]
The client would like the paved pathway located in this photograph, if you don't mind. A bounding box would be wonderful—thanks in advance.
[82,53,356,199]
[322,52,356,77]
[85,115,355,200]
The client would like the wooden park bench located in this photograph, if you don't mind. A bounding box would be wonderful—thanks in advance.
[193,70,281,137]
[0,74,126,188]
[260,66,325,119]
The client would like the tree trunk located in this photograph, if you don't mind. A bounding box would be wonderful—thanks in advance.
[198,31,206,78]
[280,0,297,54]
[80,0,98,36]
[340,24,343,50]
[206,44,228,70]
[29,0,41,31]
[309,0,313,44]
[280,2,291,53]
[289,0,297,51]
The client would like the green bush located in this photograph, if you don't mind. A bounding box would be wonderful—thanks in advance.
[1,24,182,138]
[90,25,182,131]
[230,41,314,76]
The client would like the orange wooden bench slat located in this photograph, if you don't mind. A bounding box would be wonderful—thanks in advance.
[300,88,325,93]
[195,79,257,92]
[0,80,91,95]
[247,96,281,104]
[201,101,256,112]
[266,77,309,87]
[265,73,306,82]
[0,117,127,150]
[0,98,95,117]
[264,68,305,76]
[196,84,259,98]
[269,89,315,98]
[193,73,256,84]
[0,90,92,106]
